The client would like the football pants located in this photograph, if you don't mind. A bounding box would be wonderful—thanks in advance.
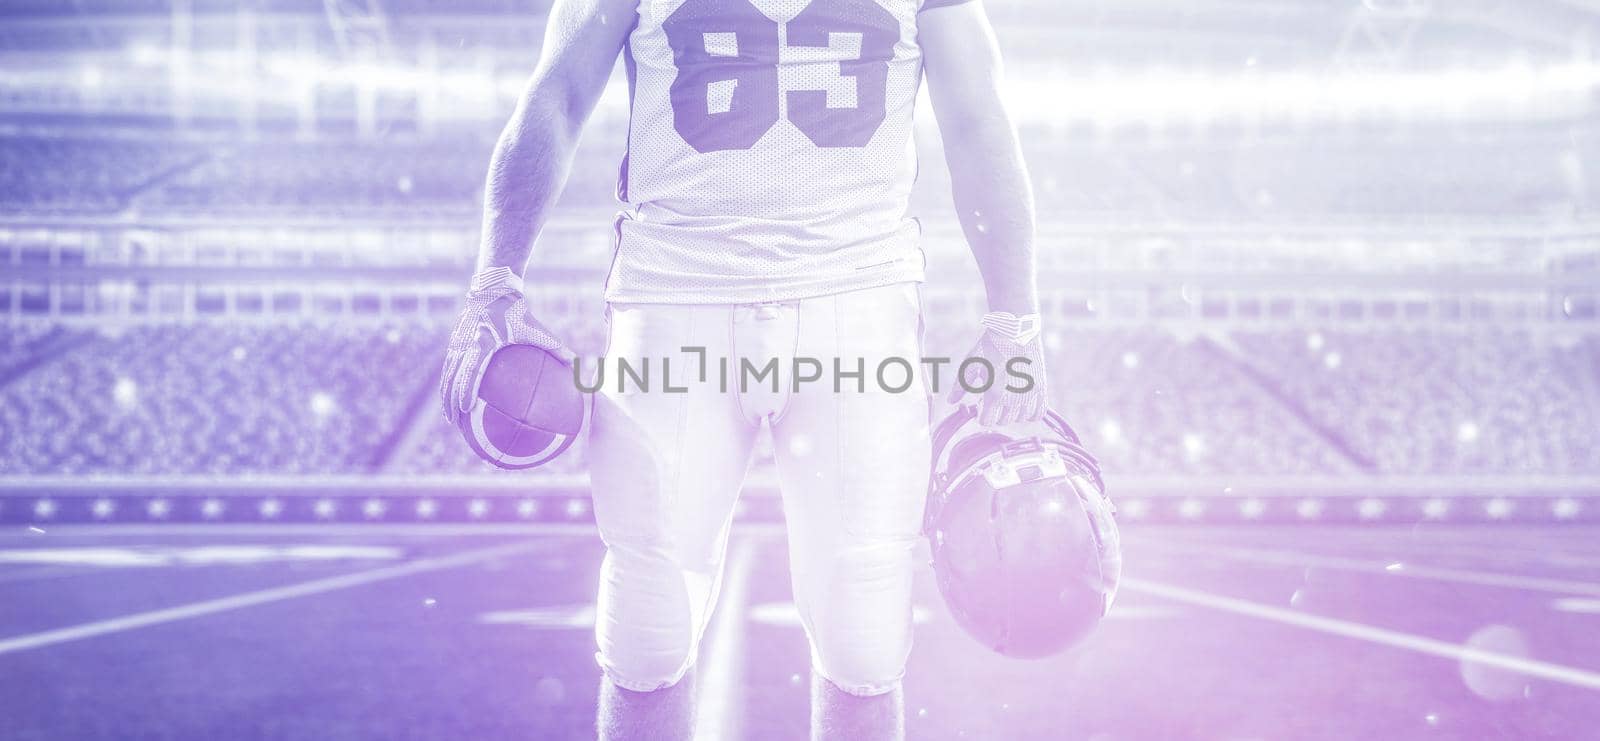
[587,282,931,697]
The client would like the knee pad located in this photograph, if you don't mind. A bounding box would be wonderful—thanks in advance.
[594,545,717,692]
[798,538,917,698]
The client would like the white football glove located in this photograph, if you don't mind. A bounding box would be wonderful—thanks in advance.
[947,312,1050,427]
[439,267,573,425]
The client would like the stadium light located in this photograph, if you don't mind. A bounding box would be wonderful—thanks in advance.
[129,42,163,66]
[345,61,413,90]
[1098,419,1122,445]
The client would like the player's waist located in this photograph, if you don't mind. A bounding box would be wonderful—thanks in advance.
[616,208,918,247]
[605,219,926,304]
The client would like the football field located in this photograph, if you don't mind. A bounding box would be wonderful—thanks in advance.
[2,518,1597,740]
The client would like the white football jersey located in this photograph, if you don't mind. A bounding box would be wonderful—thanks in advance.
[606,0,968,304]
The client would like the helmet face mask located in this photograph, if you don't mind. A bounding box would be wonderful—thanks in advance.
[925,407,1121,659]
[971,440,1070,489]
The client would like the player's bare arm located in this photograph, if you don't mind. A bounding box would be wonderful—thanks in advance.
[921,2,1049,426]
[440,0,635,424]
[479,0,637,273]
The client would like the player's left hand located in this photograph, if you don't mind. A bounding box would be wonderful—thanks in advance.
[948,329,1049,427]
[439,268,573,426]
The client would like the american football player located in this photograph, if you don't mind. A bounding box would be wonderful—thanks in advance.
[440,0,1046,738]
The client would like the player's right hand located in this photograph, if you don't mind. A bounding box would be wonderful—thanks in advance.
[439,266,573,425]
[947,329,1050,427]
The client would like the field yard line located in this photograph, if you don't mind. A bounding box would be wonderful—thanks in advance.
[694,539,755,741]
[1122,577,1600,692]
[1146,540,1600,597]
[0,565,86,585]
[0,540,541,656]
[1300,539,1600,571]
[1132,534,1600,572]
[1134,531,1600,570]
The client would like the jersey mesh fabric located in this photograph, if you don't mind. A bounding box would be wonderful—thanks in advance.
[608,0,937,304]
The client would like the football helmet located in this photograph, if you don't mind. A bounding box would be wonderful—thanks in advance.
[924,405,1120,658]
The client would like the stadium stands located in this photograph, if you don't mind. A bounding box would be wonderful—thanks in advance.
[1044,329,1360,476]
[0,136,205,213]
[0,0,549,17]
[0,321,439,475]
[145,141,492,217]
[1233,328,1600,475]
[0,132,1583,221]
[0,323,79,380]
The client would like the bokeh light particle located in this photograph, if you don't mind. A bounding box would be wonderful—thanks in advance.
[112,377,138,409]
[310,391,337,417]
[1459,625,1531,701]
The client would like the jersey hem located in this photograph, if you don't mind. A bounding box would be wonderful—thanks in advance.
[602,266,927,305]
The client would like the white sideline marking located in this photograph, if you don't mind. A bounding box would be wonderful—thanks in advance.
[0,540,541,656]
[478,603,597,628]
[0,545,403,568]
[1123,577,1600,692]
[1149,541,1600,598]
[695,540,754,741]
[2,523,787,538]
[1550,598,1600,615]
[1103,604,1184,620]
